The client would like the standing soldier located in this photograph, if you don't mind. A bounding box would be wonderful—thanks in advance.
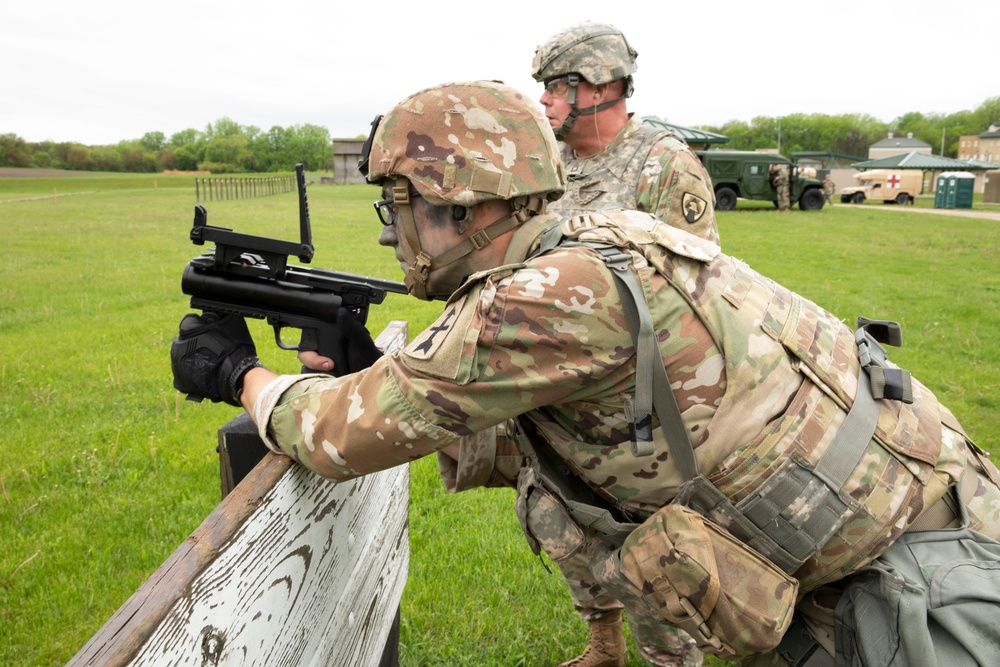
[172,80,1000,667]
[823,173,835,206]
[770,163,791,212]
[527,21,715,666]
[534,21,719,247]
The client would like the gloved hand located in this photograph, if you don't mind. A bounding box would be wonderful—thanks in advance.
[337,307,383,375]
[304,308,384,376]
[170,313,262,406]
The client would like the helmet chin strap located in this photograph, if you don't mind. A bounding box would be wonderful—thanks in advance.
[554,74,631,141]
[392,177,546,301]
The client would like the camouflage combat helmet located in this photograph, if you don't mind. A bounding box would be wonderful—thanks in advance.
[358,80,565,300]
[531,21,638,87]
[531,22,637,140]
[362,80,564,207]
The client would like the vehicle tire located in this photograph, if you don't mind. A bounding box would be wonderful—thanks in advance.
[851,192,865,205]
[799,189,825,211]
[895,193,910,205]
[715,187,737,211]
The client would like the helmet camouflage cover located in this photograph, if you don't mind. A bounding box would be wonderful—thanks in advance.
[531,21,638,86]
[364,80,565,207]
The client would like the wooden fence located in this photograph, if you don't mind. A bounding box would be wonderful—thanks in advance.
[195,175,296,202]
[67,322,410,667]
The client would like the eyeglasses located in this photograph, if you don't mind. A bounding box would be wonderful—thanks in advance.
[373,198,397,226]
[373,189,420,226]
[544,75,572,97]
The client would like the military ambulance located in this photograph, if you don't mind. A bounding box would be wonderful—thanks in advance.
[840,169,921,205]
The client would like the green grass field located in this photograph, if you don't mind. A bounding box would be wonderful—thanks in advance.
[0,173,998,666]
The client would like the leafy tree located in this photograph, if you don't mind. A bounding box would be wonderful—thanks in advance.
[170,128,201,147]
[65,145,96,170]
[140,131,166,152]
[202,133,251,173]
[0,133,32,167]
[204,117,243,140]
[91,146,125,171]
[173,144,202,171]
[288,123,333,171]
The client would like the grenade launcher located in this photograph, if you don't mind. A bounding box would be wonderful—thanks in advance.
[181,164,408,374]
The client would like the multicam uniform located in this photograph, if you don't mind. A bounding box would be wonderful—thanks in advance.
[536,112,717,665]
[551,116,719,247]
[770,164,791,211]
[823,176,835,205]
[250,208,1000,665]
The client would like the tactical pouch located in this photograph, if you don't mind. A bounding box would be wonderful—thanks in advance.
[592,502,798,659]
[515,467,586,562]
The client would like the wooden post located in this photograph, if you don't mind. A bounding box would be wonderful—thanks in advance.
[67,322,410,667]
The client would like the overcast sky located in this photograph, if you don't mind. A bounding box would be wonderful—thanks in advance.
[5,0,997,147]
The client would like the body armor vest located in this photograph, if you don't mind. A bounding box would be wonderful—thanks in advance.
[549,125,671,213]
[516,211,967,591]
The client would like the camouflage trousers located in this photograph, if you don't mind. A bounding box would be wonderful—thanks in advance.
[775,184,790,211]
[555,548,703,667]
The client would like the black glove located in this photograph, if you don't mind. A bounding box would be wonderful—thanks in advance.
[309,308,383,376]
[171,313,261,406]
[339,308,383,374]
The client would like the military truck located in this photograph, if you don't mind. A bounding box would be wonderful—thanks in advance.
[694,150,826,211]
[840,169,921,205]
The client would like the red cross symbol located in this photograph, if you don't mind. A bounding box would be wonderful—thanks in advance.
[887,174,901,188]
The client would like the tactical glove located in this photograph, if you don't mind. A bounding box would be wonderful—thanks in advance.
[171,313,262,406]
[326,307,383,376]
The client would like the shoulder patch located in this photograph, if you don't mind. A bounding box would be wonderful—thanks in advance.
[681,192,708,224]
[402,290,484,384]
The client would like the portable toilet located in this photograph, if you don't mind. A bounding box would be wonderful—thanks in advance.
[934,171,975,209]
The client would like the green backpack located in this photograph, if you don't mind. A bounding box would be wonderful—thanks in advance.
[835,500,1000,666]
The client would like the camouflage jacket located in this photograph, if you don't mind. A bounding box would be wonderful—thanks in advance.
[549,116,719,245]
[253,210,992,591]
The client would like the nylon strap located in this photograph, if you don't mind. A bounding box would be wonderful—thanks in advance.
[595,242,886,571]
[597,247,656,457]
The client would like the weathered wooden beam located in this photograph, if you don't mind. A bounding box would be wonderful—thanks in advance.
[68,321,410,667]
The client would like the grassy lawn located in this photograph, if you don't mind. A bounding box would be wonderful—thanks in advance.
[0,174,997,666]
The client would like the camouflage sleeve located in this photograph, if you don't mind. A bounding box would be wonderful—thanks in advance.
[635,142,720,245]
[250,247,634,484]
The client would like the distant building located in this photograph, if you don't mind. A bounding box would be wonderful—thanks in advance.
[957,123,1000,194]
[331,138,367,185]
[957,122,1000,164]
[867,132,933,160]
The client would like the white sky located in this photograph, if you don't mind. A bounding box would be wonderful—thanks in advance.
[4,0,997,146]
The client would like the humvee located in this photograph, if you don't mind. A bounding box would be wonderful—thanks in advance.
[695,150,826,211]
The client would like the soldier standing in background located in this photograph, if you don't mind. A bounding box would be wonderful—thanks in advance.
[823,174,835,206]
[525,21,715,667]
[172,80,1000,667]
[770,163,791,211]
[534,22,718,248]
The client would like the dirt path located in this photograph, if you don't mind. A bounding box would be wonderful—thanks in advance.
[853,202,1000,222]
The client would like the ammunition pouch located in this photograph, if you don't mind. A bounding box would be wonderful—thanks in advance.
[591,502,798,659]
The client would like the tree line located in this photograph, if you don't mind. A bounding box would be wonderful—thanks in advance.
[0,117,334,174]
[693,96,1000,157]
[3,97,998,174]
